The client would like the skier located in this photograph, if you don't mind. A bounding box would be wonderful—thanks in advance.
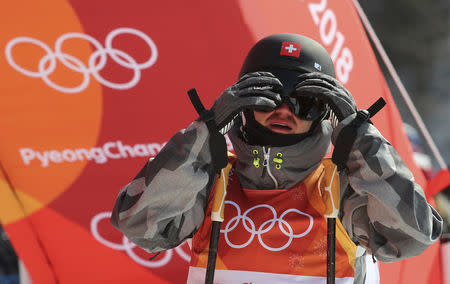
[111,33,442,283]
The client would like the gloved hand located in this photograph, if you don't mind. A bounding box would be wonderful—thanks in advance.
[294,72,357,121]
[212,72,283,130]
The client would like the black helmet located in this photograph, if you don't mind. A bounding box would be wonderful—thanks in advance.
[239,33,336,95]
[239,33,334,121]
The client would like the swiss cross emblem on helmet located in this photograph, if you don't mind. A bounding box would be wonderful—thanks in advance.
[280,41,301,57]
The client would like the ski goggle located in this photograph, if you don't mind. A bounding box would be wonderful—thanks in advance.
[285,95,328,121]
[256,95,328,121]
[252,69,328,121]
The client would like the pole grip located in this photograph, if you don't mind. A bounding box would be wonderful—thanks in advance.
[205,162,232,284]
[211,163,232,222]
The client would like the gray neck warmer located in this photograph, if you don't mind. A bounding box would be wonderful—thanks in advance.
[228,120,332,189]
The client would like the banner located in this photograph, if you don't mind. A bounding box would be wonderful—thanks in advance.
[0,0,436,283]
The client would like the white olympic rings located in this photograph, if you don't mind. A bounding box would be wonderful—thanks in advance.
[5,27,158,93]
[220,201,313,251]
[90,212,190,268]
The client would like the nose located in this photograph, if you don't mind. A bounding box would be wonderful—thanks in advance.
[273,103,293,117]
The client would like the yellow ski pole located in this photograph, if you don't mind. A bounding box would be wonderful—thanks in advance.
[205,163,232,284]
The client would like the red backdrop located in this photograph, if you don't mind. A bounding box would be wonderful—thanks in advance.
[0,0,439,283]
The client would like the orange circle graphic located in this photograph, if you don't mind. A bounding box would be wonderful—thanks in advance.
[0,0,102,224]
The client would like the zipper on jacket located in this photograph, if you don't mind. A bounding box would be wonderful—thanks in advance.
[262,147,278,189]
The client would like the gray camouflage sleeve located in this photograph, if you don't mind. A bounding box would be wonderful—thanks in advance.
[110,120,216,252]
[333,114,443,262]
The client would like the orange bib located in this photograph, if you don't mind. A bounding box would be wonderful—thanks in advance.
[188,159,356,283]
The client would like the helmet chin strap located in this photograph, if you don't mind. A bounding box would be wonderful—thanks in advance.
[241,110,315,147]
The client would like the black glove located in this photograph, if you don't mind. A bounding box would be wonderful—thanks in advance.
[212,72,283,130]
[294,72,357,121]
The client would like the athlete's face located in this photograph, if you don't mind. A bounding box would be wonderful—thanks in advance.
[253,103,312,134]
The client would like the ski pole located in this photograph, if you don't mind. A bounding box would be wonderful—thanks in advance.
[323,164,340,284]
[186,88,230,284]
[327,217,336,284]
[329,98,386,283]
[205,163,232,284]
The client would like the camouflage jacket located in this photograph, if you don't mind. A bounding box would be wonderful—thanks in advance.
[111,115,442,283]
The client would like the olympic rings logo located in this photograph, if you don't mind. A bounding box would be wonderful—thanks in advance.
[220,201,314,251]
[90,212,190,268]
[5,27,158,93]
